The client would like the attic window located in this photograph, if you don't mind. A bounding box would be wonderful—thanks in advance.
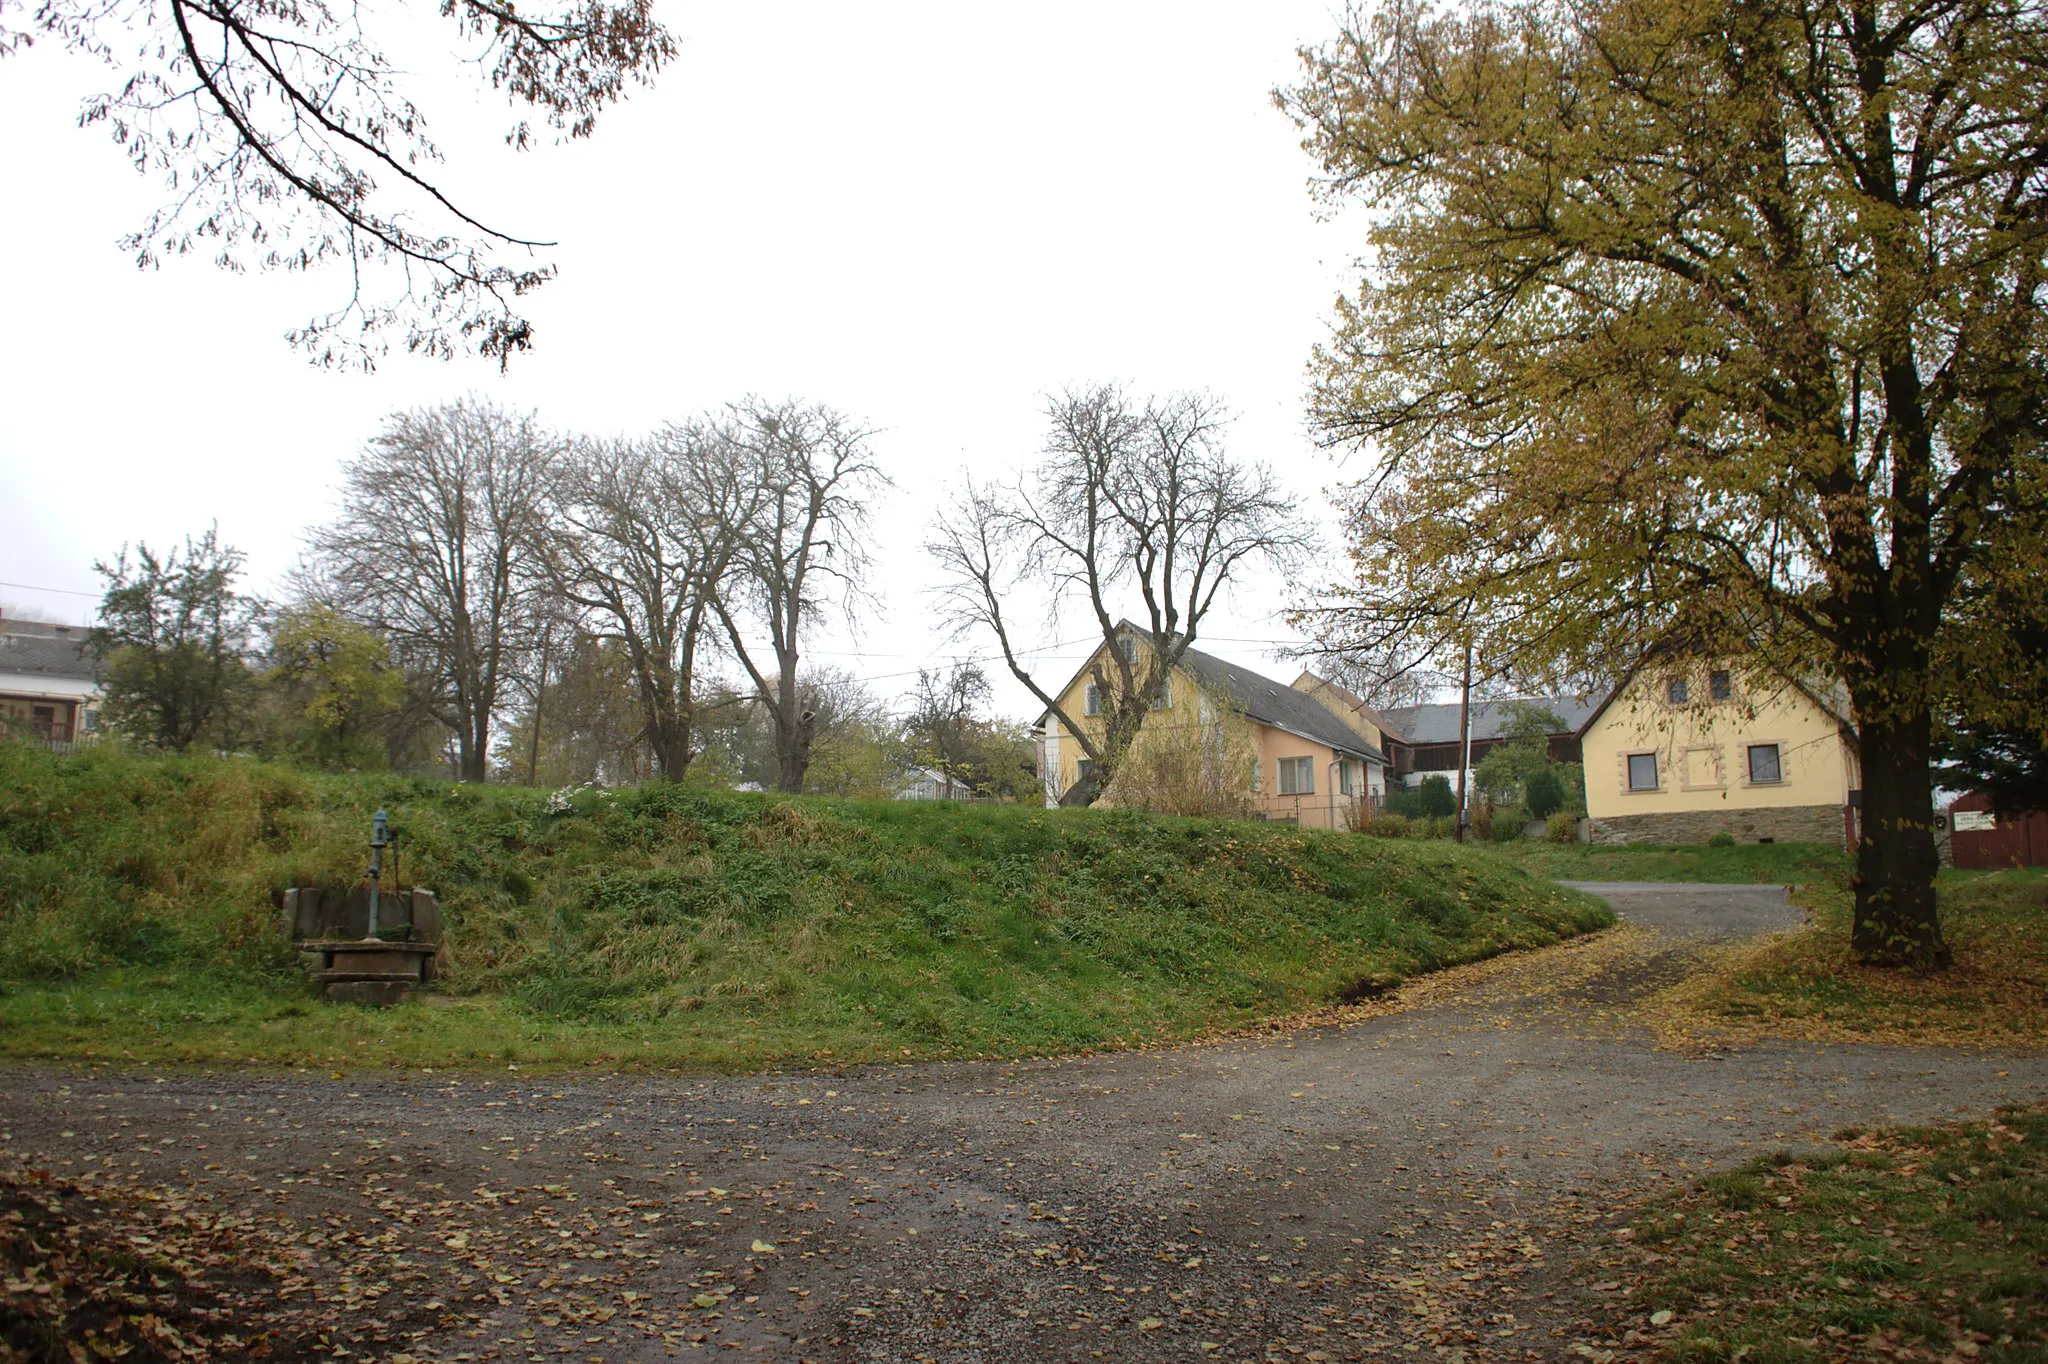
[1666,678,1689,705]
[1114,636,1137,663]
[1150,678,1172,710]
[1084,683,1103,717]
[1709,669,1732,702]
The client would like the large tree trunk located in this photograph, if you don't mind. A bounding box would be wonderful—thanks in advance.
[1848,705,1950,968]
[775,708,816,792]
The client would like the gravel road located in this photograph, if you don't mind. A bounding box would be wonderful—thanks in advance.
[8,883,2046,1363]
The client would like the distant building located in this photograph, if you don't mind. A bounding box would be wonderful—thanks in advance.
[1376,696,1597,793]
[1036,624,1387,829]
[895,765,971,801]
[0,615,102,745]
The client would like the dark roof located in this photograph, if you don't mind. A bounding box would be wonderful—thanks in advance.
[0,630,98,680]
[1380,696,1596,746]
[1178,645,1383,761]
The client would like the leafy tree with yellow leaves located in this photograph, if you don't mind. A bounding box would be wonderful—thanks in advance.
[1282,0,2048,966]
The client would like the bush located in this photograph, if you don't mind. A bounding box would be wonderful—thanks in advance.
[1546,811,1578,843]
[1412,774,1457,818]
[1708,831,1737,847]
[1362,812,1412,838]
[1524,766,1566,819]
[1489,809,1525,842]
[1419,815,1454,840]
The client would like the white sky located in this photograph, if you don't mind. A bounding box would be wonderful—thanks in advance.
[0,1,1372,719]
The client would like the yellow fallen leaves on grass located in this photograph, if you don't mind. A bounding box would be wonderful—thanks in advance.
[1648,876,2048,1052]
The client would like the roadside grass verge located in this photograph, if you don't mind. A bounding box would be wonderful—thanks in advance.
[1652,870,2048,1050]
[0,745,1612,1072]
[1482,840,1849,885]
[1574,1103,2048,1364]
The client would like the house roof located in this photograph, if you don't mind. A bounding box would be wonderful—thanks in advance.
[0,629,98,682]
[1176,645,1383,762]
[1033,625,1384,763]
[1290,670,1397,741]
[1380,696,1597,746]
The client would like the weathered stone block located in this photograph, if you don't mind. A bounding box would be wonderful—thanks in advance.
[1585,804,1845,847]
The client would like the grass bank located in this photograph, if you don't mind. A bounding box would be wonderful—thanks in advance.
[1575,1103,2048,1364]
[0,745,1611,1071]
[1653,869,2048,1050]
[1482,839,1850,884]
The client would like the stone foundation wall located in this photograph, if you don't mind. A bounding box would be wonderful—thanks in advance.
[1586,804,1845,848]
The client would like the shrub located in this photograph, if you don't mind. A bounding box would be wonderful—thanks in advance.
[1418,815,1454,840]
[1489,809,1525,842]
[1708,831,1737,847]
[1362,812,1412,839]
[1412,774,1457,818]
[1524,766,1566,819]
[1546,811,1578,843]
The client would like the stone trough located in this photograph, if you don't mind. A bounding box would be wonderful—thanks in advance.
[280,808,442,1006]
[283,886,441,1006]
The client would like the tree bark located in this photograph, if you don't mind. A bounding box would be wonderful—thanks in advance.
[1848,704,1950,967]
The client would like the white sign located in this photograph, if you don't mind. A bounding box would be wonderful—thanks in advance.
[1953,810,1997,832]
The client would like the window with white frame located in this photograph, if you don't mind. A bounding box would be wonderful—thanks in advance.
[1278,756,1314,795]
[1746,743,1783,784]
[1626,752,1660,791]
[1084,683,1102,716]
[1114,636,1137,663]
[1150,678,1172,710]
[1338,760,1356,795]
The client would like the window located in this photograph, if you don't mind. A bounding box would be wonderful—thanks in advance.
[1666,677,1689,705]
[1250,758,1263,793]
[1114,636,1137,663]
[80,709,98,732]
[1626,752,1660,791]
[1084,683,1102,716]
[1278,756,1315,795]
[1150,678,1172,710]
[1746,743,1783,784]
[1709,669,1732,702]
[1338,760,1356,796]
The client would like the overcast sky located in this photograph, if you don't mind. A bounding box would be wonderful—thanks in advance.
[0,1,1371,717]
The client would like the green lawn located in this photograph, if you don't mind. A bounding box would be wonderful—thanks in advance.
[1481,838,1850,885]
[1577,1104,2048,1363]
[0,745,1612,1072]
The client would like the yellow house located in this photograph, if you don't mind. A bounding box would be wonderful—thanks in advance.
[1577,663,1859,847]
[1036,628,1386,829]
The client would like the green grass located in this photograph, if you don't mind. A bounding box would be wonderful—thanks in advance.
[1481,839,1850,885]
[0,745,1612,1072]
[1654,868,2048,1050]
[1579,1103,2048,1363]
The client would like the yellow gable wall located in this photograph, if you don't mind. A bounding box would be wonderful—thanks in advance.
[1288,673,1385,752]
[1042,639,1203,798]
[1581,667,1856,821]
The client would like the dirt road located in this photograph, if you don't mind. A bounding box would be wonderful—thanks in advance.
[8,884,2045,1362]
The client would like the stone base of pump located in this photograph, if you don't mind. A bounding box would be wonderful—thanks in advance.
[298,939,438,1006]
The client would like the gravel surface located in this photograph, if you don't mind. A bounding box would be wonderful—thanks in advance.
[8,884,2047,1363]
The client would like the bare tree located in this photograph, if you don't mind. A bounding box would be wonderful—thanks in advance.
[551,426,755,781]
[313,398,560,781]
[6,0,674,366]
[931,385,1309,804]
[705,399,885,794]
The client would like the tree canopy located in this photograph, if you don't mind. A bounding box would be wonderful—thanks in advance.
[6,0,674,364]
[1282,0,2048,965]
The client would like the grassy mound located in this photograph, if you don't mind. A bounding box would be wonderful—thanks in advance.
[0,745,1610,1071]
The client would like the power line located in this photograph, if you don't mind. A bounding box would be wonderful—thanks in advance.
[0,579,98,598]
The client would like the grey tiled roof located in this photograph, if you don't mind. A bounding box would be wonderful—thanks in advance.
[1178,645,1383,761]
[1379,696,1596,746]
[0,630,99,680]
